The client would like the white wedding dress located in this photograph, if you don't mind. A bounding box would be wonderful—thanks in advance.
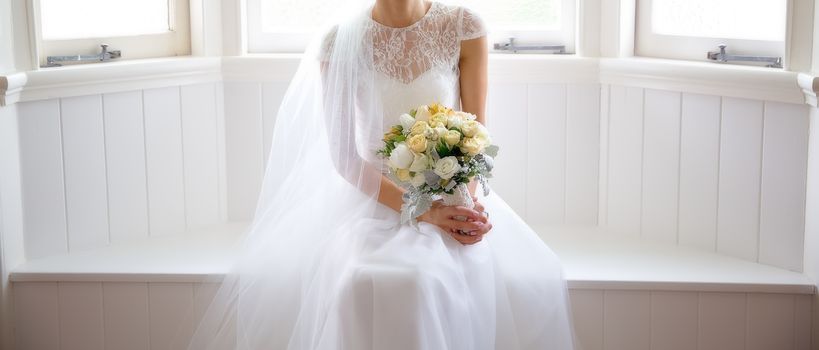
[320,2,577,349]
[186,2,576,349]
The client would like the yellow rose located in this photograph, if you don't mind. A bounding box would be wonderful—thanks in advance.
[396,168,412,182]
[460,137,483,156]
[473,126,492,146]
[461,120,480,137]
[430,113,449,127]
[408,134,428,153]
[443,130,462,147]
[410,120,430,135]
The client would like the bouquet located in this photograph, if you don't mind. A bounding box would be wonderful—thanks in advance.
[377,103,498,225]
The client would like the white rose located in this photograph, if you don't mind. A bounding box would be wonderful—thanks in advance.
[409,153,430,172]
[388,142,414,169]
[399,113,415,131]
[454,111,477,121]
[447,115,464,129]
[415,105,432,122]
[474,124,492,146]
[410,172,426,188]
[461,120,480,137]
[433,156,461,180]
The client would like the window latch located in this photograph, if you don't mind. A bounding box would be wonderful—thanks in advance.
[44,44,122,68]
[493,37,566,54]
[706,44,782,68]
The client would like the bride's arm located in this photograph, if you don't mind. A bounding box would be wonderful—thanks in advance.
[458,35,489,197]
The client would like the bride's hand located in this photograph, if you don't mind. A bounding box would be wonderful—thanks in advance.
[418,200,492,245]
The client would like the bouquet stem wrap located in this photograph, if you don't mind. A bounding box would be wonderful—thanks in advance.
[441,183,474,209]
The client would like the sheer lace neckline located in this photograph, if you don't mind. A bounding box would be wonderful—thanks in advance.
[368,1,439,30]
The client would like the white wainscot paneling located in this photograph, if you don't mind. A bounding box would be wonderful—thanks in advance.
[17,99,68,259]
[640,89,681,243]
[605,86,644,236]
[526,84,566,225]
[564,84,600,225]
[14,282,811,350]
[717,97,764,262]
[602,84,810,271]
[103,91,150,243]
[678,93,721,251]
[143,87,187,236]
[223,82,263,221]
[487,82,528,217]
[758,102,810,272]
[181,83,221,228]
[61,95,110,251]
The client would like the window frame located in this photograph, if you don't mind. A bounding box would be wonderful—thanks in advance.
[245,0,577,54]
[635,0,787,64]
[33,0,191,68]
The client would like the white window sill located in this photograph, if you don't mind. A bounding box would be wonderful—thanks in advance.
[9,221,816,295]
[0,54,808,106]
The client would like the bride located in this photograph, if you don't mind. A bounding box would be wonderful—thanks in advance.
[184,1,576,349]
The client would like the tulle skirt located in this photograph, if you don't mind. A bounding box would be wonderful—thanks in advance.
[293,190,577,350]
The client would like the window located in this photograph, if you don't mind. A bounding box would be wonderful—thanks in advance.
[636,0,786,64]
[37,0,190,67]
[246,0,575,53]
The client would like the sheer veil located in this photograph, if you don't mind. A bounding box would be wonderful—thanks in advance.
[179,2,388,348]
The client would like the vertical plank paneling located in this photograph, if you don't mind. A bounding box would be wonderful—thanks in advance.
[261,81,289,169]
[17,99,68,259]
[58,282,104,350]
[103,91,150,243]
[149,283,195,350]
[565,84,600,225]
[794,295,812,350]
[61,95,110,251]
[14,282,60,350]
[569,290,603,350]
[606,86,644,236]
[759,102,809,271]
[526,84,566,225]
[717,97,764,262]
[215,83,229,222]
[650,291,698,350]
[699,292,746,350]
[678,93,721,251]
[640,89,681,243]
[223,82,263,221]
[143,87,187,236]
[598,85,610,226]
[181,83,221,229]
[746,293,795,350]
[103,282,150,350]
[603,290,650,350]
[486,82,528,217]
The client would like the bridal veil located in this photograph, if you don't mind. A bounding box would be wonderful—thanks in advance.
[180,2,389,349]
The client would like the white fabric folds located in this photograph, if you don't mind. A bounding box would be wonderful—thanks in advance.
[180,2,577,349]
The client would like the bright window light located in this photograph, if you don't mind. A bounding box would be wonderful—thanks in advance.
[259,0,562,32]
[41,0,170,40]
[651,0,786,41]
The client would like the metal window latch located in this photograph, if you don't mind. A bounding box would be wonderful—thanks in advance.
[493,37,566,54]
[706,44,782,68]
[44,44,122,68]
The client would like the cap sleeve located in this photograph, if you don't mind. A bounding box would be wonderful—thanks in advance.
[458,7,487,41]
[316,25,338,62]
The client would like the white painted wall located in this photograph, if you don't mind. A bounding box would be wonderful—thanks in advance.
[600,84,810,272]
[16,83,226,259]
[804,106,819,349]
[0,104,24,350]
[11,281,812,350]
[0,0,15,74]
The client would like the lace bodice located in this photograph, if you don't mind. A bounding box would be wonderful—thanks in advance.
[369,2,486,84]
[319,2,487,124]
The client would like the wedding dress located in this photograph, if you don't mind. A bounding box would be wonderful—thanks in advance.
[185,2,576,349]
